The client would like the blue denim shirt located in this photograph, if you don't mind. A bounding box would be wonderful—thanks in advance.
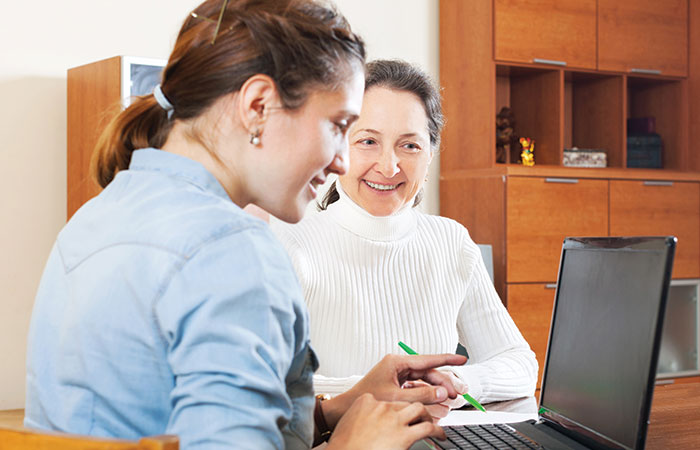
[25,149,317,449]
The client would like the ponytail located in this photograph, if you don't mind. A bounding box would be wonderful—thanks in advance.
[91,95,173,188]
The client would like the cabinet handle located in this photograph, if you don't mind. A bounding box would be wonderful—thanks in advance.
[643,181,673,187]
[630,68,662,75]
[533,58,567,67]
[545,284,557,289]
[545,178,578,184]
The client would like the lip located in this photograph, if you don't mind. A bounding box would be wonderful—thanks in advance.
[363,179,403,193]
[307,176,326,198]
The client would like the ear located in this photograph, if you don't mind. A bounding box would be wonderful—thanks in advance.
[236,74,279,133]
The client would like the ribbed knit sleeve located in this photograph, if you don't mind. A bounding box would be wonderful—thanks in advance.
[447,234,538,403]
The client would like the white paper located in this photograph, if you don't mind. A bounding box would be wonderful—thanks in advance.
[439,410,538,427]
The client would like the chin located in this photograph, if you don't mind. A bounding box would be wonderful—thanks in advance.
[274,204,306,224]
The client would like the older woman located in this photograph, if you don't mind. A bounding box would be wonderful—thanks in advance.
[272,60,538,409]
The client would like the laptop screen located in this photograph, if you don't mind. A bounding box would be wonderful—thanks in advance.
[539,238,673,449]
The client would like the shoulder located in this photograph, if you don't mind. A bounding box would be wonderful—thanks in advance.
[415,213,474,247]
[415,212,483,271]
[60,172,274,270]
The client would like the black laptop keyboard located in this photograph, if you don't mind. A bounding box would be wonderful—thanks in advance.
[432,423,544,449]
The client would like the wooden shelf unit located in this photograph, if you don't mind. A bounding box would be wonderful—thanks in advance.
[495,63,687,170]
[439,0,700,386]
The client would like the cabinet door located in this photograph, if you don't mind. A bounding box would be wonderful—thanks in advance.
[598,0,688,77]
[494,0,596,69]
[610,180,700,278]
[506,176,609,283]
[507,283,556,391]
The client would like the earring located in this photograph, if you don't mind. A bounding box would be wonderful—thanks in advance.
[250,129,261,146]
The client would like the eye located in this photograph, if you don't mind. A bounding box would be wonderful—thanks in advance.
[334,119,350,134]
[401,142,422,153]
[355,137,378,148]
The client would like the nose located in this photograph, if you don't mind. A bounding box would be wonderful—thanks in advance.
[375,147,400,178]
[327,144,349,176]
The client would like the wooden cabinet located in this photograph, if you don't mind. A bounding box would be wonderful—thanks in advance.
[440,0,700,388]
[598,0,688,77]
[67,57,121,219]
[506,177,609,282]
[494,0,688,76]
[494,0,597,70]
[67,56,164,219]
[507,283,556,390]
[610,180,700,278]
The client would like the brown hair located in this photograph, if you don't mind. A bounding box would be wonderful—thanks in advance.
[92,0,365,188]
[318,59,444,211]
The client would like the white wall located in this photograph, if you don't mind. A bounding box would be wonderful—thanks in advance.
[0,0,439,409]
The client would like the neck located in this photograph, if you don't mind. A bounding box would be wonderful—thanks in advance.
[162,121,250,208]
[325,182,417,241]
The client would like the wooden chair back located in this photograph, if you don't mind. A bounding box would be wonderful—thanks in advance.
[0,426,178,450]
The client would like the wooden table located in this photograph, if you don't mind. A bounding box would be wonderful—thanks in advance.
[1,383,699,447]
[646,382,700,449]
[480,382,700,448]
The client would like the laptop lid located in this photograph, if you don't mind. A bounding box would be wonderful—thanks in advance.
[537,236,675,450]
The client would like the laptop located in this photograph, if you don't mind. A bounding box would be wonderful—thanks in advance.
[424,236,676,450]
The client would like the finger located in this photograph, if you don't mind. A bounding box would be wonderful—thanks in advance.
[409,370,461,399]
[425,403,450,419]
[441,393,468,410]
[402,380,429,389]
[405,420,447,443]
[398,402,434,426]
[398,354,467,374]
[386,400,411,411]
[393,383,449,404]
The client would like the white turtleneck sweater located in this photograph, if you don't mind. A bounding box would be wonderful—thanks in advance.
[271,185,538,403]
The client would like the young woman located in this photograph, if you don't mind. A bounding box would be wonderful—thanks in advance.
[24,3,466,449]
[272,60,538,413]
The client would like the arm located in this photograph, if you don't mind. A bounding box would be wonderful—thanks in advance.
[154,227,303,449]
[313,373,363,397]
[451,239,539,403]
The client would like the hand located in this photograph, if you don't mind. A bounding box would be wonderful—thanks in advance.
[326,393,445,450]
[403,371,468,419]
[322,353,467,429]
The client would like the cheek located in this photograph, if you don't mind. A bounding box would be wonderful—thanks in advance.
[348,149,377,176]
[404,158,430,185]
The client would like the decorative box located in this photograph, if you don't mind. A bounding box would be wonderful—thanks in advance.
[627,134,663,169]
[563,148,607,168]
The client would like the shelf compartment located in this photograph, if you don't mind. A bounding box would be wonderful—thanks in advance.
[496,65,563,166]
[564,72,625,168]
[626,76,688,171]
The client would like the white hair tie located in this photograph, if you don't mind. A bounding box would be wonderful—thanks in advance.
[153,84,174,119]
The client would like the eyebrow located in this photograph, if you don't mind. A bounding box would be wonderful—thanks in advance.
[354,128,427,142]
[346,114,360,126]
[354,127,382,135]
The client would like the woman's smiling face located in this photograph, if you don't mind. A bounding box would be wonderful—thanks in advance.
[339,86,433,216]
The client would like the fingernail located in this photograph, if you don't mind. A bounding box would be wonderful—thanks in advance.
[435,386,447,401]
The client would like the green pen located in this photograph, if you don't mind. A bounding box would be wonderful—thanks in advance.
[398,341,487,413]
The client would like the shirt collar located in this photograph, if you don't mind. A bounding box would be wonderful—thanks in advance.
[128,148,231,201]
[325,181,417,242]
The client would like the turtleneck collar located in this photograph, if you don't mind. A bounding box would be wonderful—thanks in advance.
[324,181,417,242]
